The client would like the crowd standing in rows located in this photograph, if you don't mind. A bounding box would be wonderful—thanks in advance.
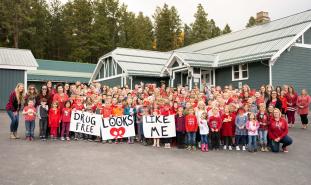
[6,81,311,153]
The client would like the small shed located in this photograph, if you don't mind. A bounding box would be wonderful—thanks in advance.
[0,47,38,110]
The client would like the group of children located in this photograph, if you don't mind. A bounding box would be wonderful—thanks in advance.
[20,82,305,153]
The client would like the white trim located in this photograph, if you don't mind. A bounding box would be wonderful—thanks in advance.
[0,65,37,71]
[293,43,311,49]
[24,70,28,91]
[270,22,311,62]
[232,64,249,81]
[213,69,216,86]
[94,74,123,82]
[269,60,273,86]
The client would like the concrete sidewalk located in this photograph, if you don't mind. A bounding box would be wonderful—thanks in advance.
[0,111,310,185]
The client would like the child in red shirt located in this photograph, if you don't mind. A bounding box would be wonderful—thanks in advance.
[49,101,61,140]
[209,107,222,150]
[22,99,37,141]
[61,101,72,141]
[185,107,198,150]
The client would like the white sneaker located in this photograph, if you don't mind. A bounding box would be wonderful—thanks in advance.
[61,137,65,141]
[242,146,246,151]
[236,146,240,151]
[223,145,227,150]
[229,146,232,150]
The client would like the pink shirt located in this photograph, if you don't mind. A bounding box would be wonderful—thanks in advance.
[24,106,36,121]
[297,95,311,115]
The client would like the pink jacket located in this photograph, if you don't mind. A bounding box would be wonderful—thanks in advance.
[297,95,311,115]
[246,120,260,136]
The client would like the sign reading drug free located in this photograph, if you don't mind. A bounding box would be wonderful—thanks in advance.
[70,110,102,136]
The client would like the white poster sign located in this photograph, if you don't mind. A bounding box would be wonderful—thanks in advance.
[70,110,102,136]
[143,115,176,138]
[101,115,135,140]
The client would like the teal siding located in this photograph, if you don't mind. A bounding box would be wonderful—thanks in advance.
[273,46,311,95]
[0,69,25,110]
[304,28,311,44]
[28,75,90,83]
[215,61,269,89]
[100,77,121,88]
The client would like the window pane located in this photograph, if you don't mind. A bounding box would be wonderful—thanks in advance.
[233,65,239,71]
[241,64,248,70]
[234,72,239,79]
[242,71,248,78]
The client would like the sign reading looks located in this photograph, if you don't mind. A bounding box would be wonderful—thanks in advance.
[101,115,135,140]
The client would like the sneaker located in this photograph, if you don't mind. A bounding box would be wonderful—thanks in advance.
[187,146,192,150]
[264,147,269,152]
[223,145,227,150]
[242,146,246,151]
[229,146,232,151]
[66,137,70,141]
[61,137,65,141]
[108,140,113,144]
[42,138,46,141]
[261,147,265,152]
[282,147,288,153]
[236,146,240,151]
[74,137,78,141]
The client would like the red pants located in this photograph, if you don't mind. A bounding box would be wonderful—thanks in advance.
[50,127,58,137]
[287,111,295,124]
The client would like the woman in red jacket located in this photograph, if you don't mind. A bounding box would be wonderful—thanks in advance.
[269,108,293,153]
[297,89,311,129]
[6,83,25,139]
[286,86,298,128]
[185,108,198,150]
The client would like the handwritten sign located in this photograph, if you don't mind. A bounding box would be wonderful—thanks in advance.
[101,115,135,140]
[70,110,102,136]
[143,115,176,138]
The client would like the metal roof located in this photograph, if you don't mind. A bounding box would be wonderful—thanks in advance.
[177,9,311,66]
[172,51,216,67]
[112,48,171,76]
[28,59,96,83]
[0,47,38,70]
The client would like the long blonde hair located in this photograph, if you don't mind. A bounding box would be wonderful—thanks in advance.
[15,83,25,104]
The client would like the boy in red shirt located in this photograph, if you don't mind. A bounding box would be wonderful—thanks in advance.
[22,99,37,141]
[185,107,198,150]
[208,108,222,150]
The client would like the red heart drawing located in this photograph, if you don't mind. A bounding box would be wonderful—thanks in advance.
[110,127,126,139]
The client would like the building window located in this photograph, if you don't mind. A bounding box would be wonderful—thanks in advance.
[232,64,248,81]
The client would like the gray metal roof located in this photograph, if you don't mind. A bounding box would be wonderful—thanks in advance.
[0,47,38,69]
[172,51,216,67]
[112,48,171,76]
[177,9,311,67]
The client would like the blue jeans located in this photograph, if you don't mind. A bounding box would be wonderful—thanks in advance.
[248,135,257,151]
[187,132,196,146]
[25,120,35,137]
[258,130,268,145]
[200,134,208,144]
[271,135,293,153]
[235,135,246,146]
[7,111,19,132]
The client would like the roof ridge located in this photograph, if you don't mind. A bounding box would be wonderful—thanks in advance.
[115,47,171,54]
[178,9,311,51]
[36,59,96,65]
[174,50,217,56]
[0,47,32,52]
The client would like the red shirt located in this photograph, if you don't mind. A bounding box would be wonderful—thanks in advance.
[61,108,72,123]
[101,106,113,118]
[269,118,288,140]
[53,93,69,111]
[257,112,269,130]
[72,103,84,111]
[208,116,222,131]
[23,106,36,121]
[49,108,61,128]
[185,114,198,132]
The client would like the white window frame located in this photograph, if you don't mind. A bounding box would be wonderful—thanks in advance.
[232,64,248,81]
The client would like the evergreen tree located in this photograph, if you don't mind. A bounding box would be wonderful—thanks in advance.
[246,16,256,27]
[183,24,192,46]
[222,24,232,34]
[190,4,209,43]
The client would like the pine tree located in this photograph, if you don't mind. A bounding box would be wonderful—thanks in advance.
[183,24,192,46]
[190,4,209,43]
[222,24,232,35]
[153,4,181,51]
[246,16,256,27]
[209,19,221,38]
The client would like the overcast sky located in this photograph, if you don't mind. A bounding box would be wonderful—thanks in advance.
[59,0,311,31]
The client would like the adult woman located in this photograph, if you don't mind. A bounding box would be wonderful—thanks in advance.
[6,83,25,139]
[53,83,69,111]
[297,89,311,129]
[24,85,38,107]
[36,84,51,107]
[286,86,298,128]
[266,90,282,110]
[269,108,293,153]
